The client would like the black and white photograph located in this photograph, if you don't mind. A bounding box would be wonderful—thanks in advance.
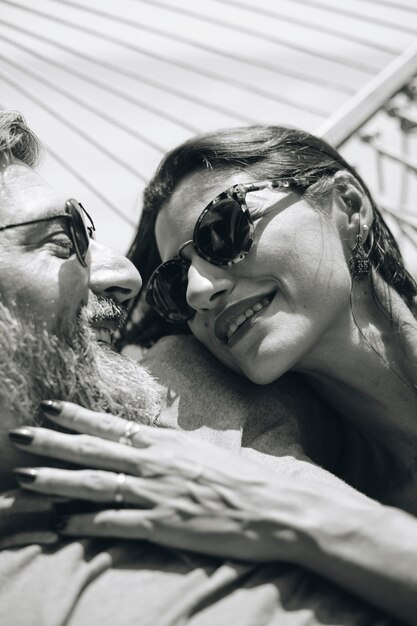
[1,1,417,624]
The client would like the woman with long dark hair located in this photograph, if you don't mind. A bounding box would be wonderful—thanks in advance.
[15,126,417,623]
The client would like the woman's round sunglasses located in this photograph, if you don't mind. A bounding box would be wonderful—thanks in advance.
[0,198,95,267]
[146,177,312,323]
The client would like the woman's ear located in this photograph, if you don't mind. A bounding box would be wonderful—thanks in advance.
[332,170,373,247]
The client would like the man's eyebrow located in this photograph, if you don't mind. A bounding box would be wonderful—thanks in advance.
[34,205,69,219]
[23,209,68,223]
[33,213,70,227]
[9,213,69,235]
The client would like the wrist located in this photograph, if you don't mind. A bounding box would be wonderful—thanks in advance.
[249,473,376,567]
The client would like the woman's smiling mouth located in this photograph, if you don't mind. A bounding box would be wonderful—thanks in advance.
[214,291,276,345]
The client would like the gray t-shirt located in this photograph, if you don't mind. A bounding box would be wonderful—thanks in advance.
[0,536,392,626]
[0,336,397,625]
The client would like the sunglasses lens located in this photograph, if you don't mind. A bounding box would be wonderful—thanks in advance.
[195,198,252,265]
[66,200,90,264]
[147,260,192,323]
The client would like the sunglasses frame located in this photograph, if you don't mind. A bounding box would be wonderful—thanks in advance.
[146,176,313,323]
[192,178,301,266]
[65,199,96,267]
[0,198,95,267]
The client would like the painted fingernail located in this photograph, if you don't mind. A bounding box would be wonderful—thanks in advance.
[13,468,38,484]
[40,400,62,415]
[9,428,34,446]
[51,515,69,533]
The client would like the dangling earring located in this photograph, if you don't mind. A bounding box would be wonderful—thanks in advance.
[349,222,371,280]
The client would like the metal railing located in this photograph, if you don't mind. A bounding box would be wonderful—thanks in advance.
[317,42,417,273]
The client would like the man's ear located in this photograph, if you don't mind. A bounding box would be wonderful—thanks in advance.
[332,170,373,247]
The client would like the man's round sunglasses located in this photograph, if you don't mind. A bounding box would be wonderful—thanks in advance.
[146,177,312,324]
[0,199,95,267]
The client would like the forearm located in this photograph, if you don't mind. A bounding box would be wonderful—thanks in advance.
[261,475,417,624]
[13,402,417,623]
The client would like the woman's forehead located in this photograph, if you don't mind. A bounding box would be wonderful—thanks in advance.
[161,168,247,219]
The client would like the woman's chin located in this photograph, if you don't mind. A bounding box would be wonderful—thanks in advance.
[237,359,284,385]
[244,370,278,385]
[198,332,291,385]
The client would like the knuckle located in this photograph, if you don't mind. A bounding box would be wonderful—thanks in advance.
[153,504,175,526]
[94,518,114,534]
[39,434,63,457]
[76,435,98,457]
[129,456,145,477]
[100,414,116,435]
[63,403,106,428]
[81,470,111,496]
[37,438,54,456]
[122,449,146,476]
[62,401,85,421]
[94,510,122,533]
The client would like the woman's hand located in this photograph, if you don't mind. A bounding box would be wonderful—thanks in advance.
[10,400,417,623]
[9,399,337,562]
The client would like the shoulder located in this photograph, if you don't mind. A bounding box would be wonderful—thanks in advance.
[141,336,338,464]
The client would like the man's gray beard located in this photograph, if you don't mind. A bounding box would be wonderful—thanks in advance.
[0,300,164,427]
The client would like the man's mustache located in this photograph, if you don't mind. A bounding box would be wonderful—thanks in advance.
[86,294,128,329]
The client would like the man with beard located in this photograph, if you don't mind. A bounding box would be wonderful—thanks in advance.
[0,111,162,493]
[0,111,397,625]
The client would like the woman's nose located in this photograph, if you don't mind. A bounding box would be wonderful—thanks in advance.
[186,258,233,312]
[89,240,142,305]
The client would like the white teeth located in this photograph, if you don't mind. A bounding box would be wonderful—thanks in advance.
[225,296,273,340]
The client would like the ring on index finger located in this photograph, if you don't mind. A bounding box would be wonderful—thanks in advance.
[118,421,141,447]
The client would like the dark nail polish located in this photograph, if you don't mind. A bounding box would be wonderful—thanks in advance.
[51,515,69,533]
[40,400,62,415]
[9,428,34,446]
[13,468,37,483]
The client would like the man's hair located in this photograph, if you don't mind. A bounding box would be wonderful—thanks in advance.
[122,125,417,347]
[0,110,42,167]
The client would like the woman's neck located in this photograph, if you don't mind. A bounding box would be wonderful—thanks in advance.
[299,278,417,487]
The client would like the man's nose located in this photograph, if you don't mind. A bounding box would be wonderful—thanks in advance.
[89,240,142,304]
[186,257,233,312]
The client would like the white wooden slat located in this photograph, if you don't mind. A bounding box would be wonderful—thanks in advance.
[317,41,417,147]
[1,0,416,253]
